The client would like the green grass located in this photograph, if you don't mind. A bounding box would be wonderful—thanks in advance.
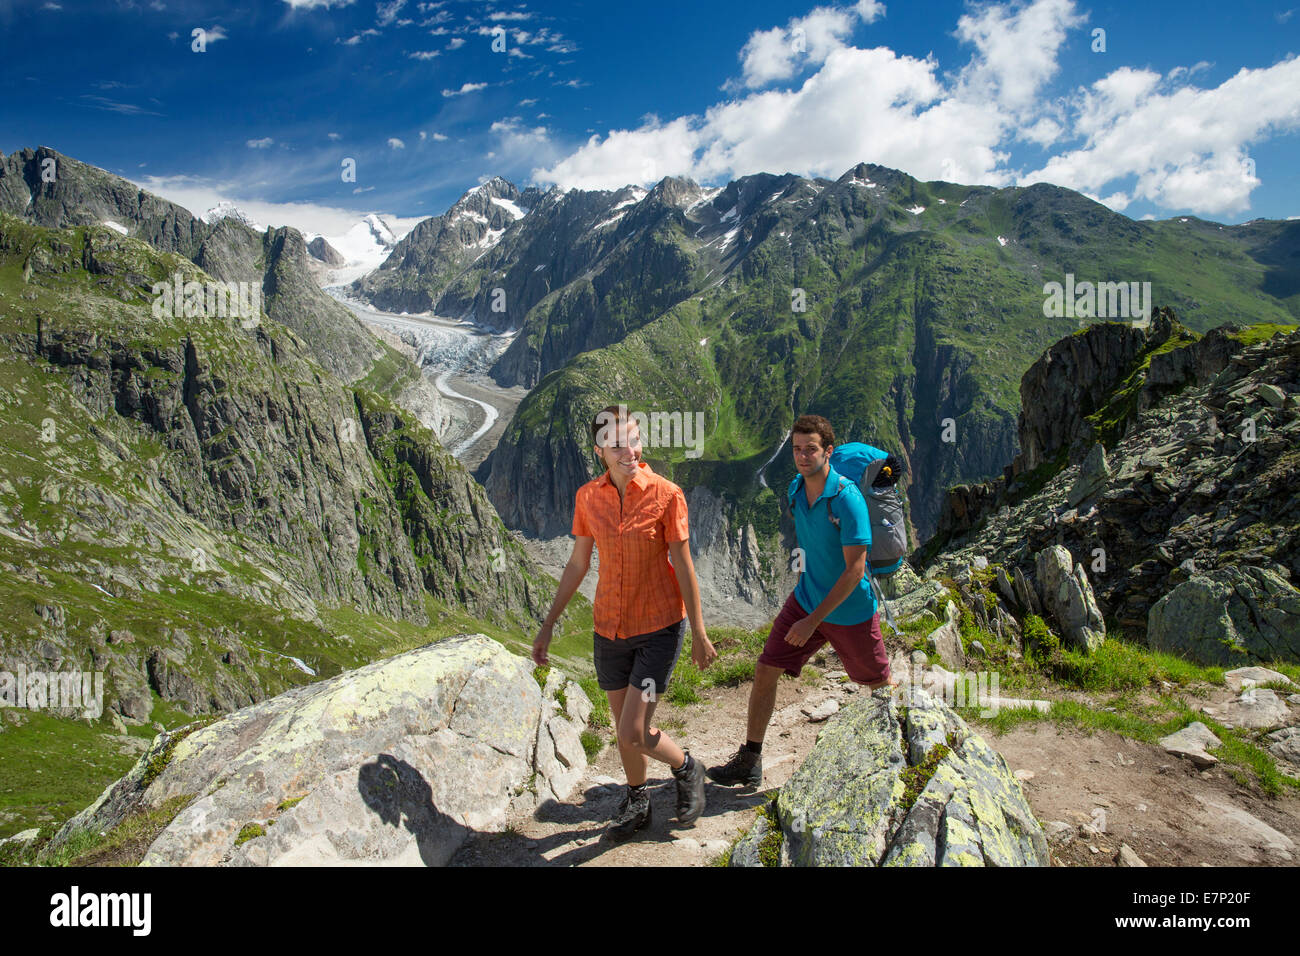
[1,793,195,867]
[234,822,265,846]
[579,730,604,760]
[578,677,612,728]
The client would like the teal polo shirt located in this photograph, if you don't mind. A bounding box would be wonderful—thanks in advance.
[788,465,877,625]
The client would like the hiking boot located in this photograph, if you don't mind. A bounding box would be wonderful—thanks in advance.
[606,786,653,842]
[706,746,762,787]
[672,751,706,826]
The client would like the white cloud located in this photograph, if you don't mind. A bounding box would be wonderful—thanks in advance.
[442,82,487,96]
[446,36,465,49]
[387,137,405,149]
[376,0,406,26]
[246,137,274,149]
[282,0,355,8]
[408,50,439,59]
[134,172,423,241]
[953,0,1083,114]
[737,3,869,89]
[327,132,342,140]
[536,0,1300,218]
[1025,56,1300,214]
[196,25,229,44]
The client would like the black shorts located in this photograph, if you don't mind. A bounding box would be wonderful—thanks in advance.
[593,619,685,698]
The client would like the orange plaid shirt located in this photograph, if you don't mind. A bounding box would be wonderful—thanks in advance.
[572,462,690,639]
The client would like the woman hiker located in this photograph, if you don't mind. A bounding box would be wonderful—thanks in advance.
[532,403,717,841]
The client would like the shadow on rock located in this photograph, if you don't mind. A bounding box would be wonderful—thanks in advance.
[358,753,468,867]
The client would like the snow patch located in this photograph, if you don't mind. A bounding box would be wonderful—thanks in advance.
[720,205,739,222]
[489,196,527,219]
[699,338,708,346]
[906,205,925,215]
[101,220,128,235]
[997,235,1008,246]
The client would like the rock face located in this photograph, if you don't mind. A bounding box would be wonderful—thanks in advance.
[0,211,551,728]
[1147,567,1300,666]
[0,146,378,383]
[921,319,1300,660]
[53,635,590,866]
[1034,545,1105,652]
[731,686,1048,867]
[307,236,345,266]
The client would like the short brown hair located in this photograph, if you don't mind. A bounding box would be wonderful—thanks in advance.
[792,414,835,449]
[591,404,636,448]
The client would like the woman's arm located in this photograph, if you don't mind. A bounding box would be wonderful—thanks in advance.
[532,536,594,666]
[669,538,716,670]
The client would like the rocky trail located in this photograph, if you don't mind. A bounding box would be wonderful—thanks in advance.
[451,644,1300,867]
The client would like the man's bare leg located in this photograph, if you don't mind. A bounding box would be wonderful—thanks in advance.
[746,662,784,744]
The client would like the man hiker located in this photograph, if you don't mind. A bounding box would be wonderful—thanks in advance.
[708,414,895,788]
[533,404,718,840]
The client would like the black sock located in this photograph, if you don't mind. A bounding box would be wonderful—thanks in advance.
[673,753,692,774]
[745,740,763,755]
[628,782,647,795]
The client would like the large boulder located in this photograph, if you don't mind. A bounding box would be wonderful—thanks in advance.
[1067,443,1111,507]
[1034,545,1105,652]
[731,685,1048,867]
[52,634,589,866]
[1147,566,1300,666]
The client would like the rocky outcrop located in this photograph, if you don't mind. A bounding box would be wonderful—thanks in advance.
[53,635,591,866]
[921,322,1300,655]
[1034,545,1105,652]
[1148,567,1300,665]
[307,236,345,266]
[1,146,378,383]
[731,685,1048,866]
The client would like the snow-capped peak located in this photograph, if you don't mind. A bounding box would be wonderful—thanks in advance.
[202,201,264,231]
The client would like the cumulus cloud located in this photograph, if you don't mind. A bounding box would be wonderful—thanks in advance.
[1024,57,1300,214]
[246,137,274,149]
[387,137,405,149]
[534,0,1300,217]
[737,2,881,89]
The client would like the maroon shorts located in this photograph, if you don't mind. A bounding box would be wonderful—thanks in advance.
[757,592,891,685]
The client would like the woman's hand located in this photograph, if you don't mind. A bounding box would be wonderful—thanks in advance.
[532,622,554,667]
[692,630,717,670]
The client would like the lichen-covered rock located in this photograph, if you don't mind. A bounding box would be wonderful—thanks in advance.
[734,686,1048,867]
[1148,566,1300,666]
[52,635,587,866]
[1035,545,1105,652]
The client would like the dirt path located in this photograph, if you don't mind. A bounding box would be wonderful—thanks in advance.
[451,649,1300,867]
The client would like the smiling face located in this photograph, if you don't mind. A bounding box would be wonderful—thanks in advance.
[594,417,642,478]
[792,429,831,478]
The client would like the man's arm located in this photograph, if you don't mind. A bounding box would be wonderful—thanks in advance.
[784,544,867,647]
[807,544,867,624]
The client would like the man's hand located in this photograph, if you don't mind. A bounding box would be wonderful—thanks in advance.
[532,622,553,667]
[692,631,717,670]
[785,615,819,647]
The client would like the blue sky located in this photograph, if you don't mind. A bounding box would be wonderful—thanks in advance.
[1,0,1298,235]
